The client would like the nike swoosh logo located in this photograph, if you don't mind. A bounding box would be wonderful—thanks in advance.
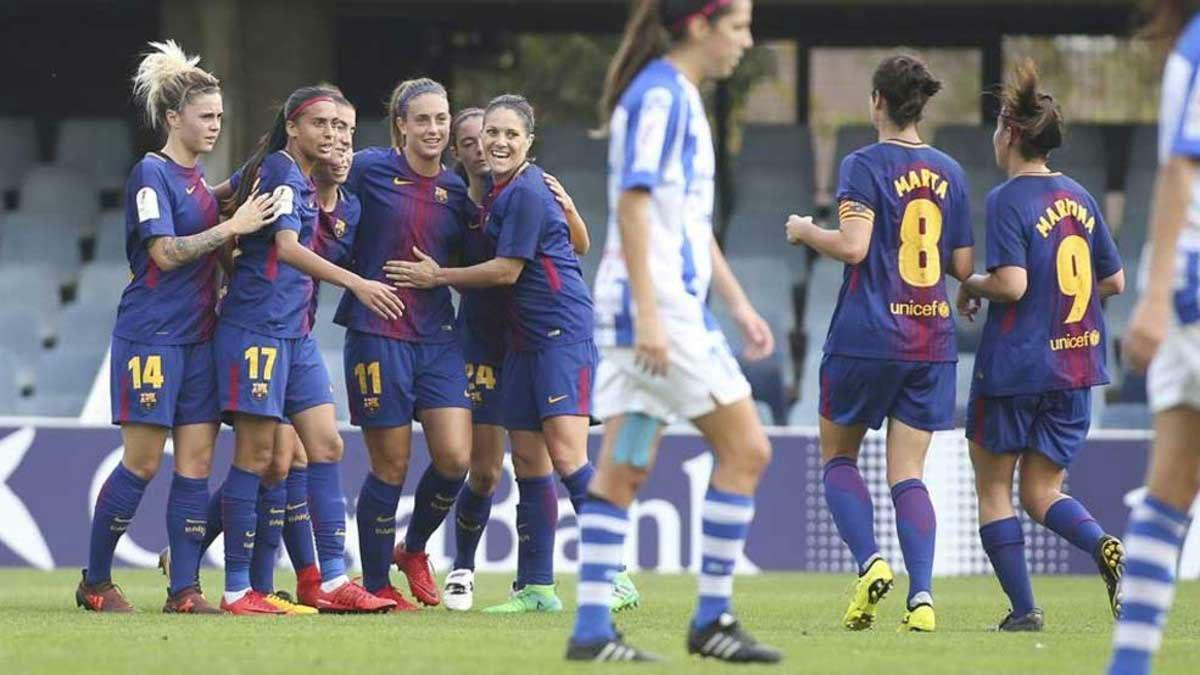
[393,178,413,186]
[186,185,197,195]
[548,395,569,404]
[244,531,256,538]
[375,515,393,524]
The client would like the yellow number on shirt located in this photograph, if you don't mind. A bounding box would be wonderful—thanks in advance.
[244,346,278,381]
[127,355,164,389]
[354,361,382,396]
[475,364,496,391]
[898,198,943,288]
[1056,234,1094,324]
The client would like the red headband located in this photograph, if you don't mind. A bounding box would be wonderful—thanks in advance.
[669,0,733,32]
[287,95,335,121]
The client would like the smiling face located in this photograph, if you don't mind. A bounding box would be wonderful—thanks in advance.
[399,93,451,163]
[286,99,337,164]
[167,90,222,156]
[451,114,488,179]
[482,107,533,181]
[331,103,356,183]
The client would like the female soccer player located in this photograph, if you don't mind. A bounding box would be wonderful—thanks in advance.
[957,60,1125,632]
[563,0,780,661]
[75,41,278,615]
[214,85,402,615]
[388,94,607,615]
[786,54,973,633]
[336,78,476,610]
[1109,2,1200,672]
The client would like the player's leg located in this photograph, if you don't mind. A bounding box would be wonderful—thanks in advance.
[246,424,315,614]
[885,417,936,629]
[446,422,504,609]
[280,428,320,599]
[819,416,877,570]
[221,412,281,613]
[356,425,413,605]
[161,421,221,614]
[969,439,1038,630]
[1108,407,1200,675]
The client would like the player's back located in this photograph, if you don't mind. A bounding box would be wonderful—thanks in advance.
[824,140,973,363]
[974,173,1121,396]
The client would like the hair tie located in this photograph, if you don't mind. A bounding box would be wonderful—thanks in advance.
[669,0,733,33]
[287,95,334,121]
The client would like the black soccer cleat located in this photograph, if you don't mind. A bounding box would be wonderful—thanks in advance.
[566,633,661,662]
[996,608,1044,632]
[687,613,782,664]
[1094,535,1125,619]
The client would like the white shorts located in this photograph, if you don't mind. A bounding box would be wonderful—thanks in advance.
[593,330,752,423]
[1149,322,1200,413]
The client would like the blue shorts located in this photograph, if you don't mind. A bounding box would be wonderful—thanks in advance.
[214,323,333,422]
[462,331,505,427]
[819,354,955,431]
[966,388,1092,468]
[344,329,470,428]
[502,340,597,432]
[110,336,219,427]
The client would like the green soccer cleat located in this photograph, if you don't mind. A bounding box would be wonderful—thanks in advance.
[842,557,894,630]
[480,583,563,613]
[610,570,641,613]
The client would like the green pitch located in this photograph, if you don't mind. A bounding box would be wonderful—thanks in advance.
[1,570,1197,674]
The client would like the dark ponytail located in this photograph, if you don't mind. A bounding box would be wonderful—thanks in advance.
[233,85,333,207]
[871,54,942,129]
[997,58,1063,161]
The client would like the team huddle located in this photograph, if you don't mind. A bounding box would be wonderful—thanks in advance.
[67,0,1200,672]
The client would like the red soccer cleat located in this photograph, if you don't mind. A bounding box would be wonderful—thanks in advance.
[220,590,286,616]
[370,584,420,612]
[295,564,322,608]
[163,585,223,614]
[393,543,440,606]
[75,569,135,613]
[313,579,396,614]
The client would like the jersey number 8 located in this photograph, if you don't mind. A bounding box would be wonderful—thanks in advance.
[898,198,943,288]
[1056,234,1093,324]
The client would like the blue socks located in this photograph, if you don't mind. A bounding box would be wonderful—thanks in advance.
[165,473,209,594]
[453,485,492,570]
[891,478,936,607]
[249,480,287,593]
[561,463,595,515]
[200,482,223,555]
[404,466,465,553]
[1109,495,1192,675]
[86,463,148,585]
[356,472,401,592]
[307,461,347,582]
[282,468,317,572]
[693,487,755,629]
[980,516,1036,616]
[221,466,260,592]
[822,457,879,572]
[572,496,628,644]
[515,474,558,587]
[1043,497,1106,555]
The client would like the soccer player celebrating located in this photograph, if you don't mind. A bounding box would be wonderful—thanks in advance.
[1109,2,1200,672]
[76,40,279,614]
[957,60,1125,632]
[214,86,402,615]
[336,78,476,610]
[564,0,782,662]
[786,54,974,633]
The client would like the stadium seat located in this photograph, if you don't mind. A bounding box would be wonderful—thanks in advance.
[0,117,39,198]
[0,348,21,413]
[54,118,134,194]
[0,262,60,312]
[14,392,87,418]
[0,212,83,283]
[726,125,815,257]
[76,263,131,306]
[91,209,127,264]
[52,303,115,360]
[829,125,878,194]
[0,306,51,358]
[30,349,102,401]
[18,164,97,222]
[354,117,392,151]
[321,348,350,421]
[933,125,1008,246]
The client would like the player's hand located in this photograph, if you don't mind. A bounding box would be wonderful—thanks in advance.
[734,303,775,361]
[383,247,441,289]
[955,284,982,322]
[785,215,813,246]
[352,277,405,321]
[1123,295,1170,374]
[635,315,670,377]
[543,173,577,216]
[229,192,281,235]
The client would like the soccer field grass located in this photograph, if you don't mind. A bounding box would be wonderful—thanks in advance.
[1,570,1197,674]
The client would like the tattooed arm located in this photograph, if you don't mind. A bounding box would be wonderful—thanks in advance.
[146,193,277,272]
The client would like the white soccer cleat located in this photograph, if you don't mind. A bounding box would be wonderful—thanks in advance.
[443,568,475,611]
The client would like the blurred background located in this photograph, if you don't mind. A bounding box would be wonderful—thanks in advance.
[0,0,1160,429]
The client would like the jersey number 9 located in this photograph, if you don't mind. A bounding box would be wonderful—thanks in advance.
[1056,234,1093,324]
[898,199,943,288]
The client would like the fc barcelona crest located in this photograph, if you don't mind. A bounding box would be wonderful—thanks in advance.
[251,382,270,401]
[334,218,347,238]
[363,396,381,417]
[139,392,158,412]
[434,187,448,204]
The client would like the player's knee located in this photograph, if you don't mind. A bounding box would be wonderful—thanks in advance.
[738,435,773,477]
[372,452,409,485]
[264,455,290,487]
[549,451,584,479]
[122,456,161,481]
[1018,483,1056,521]
[308,431,344,463]
[435,451,470,479]
[468,467,501,496]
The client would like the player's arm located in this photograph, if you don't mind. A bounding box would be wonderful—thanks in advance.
[709,239,774,361]
[384,247,525,289]
[274,229,403,320]
[618,188,669,375]
[211,178,234,201]
[785,201,873,264]
[949,246,974,282]
[147,193,277,272]
[1099,269,1126,298]
[544,173,590,256]
[963,266,1027,303]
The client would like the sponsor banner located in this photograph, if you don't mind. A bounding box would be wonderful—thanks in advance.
[1,424,1189,577]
